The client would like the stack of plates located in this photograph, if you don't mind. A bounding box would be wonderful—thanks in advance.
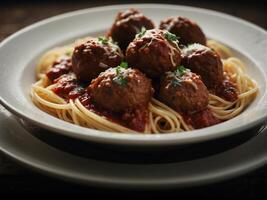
[0,4,267,189]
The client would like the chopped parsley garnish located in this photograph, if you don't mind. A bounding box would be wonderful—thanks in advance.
[119,61,128,68]
[164,31,179,47]
[136,27,147,38]
[98,37,109,45]
[174,65,187,76]
[113,62,129,86]
[164,32,177,41]
[113,75,128,86]
[170,65,188,87]
[116,67,121,75]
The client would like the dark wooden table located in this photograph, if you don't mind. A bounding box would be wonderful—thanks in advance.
[0,0,267,197]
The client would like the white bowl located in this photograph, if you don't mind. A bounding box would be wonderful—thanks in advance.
[0,4,267,146]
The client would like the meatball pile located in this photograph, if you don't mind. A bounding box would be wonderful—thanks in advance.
[66,8,229,118]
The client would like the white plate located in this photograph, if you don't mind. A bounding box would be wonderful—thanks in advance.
[0,4,267,146]
[1,106,267,188]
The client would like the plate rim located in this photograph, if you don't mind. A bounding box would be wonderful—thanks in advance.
[0,108,267,189]
[0,3,267,146]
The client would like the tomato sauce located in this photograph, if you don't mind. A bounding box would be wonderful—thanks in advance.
[215,79,238,102]
[182,109,221,129]
[46,56,72,81]
[52,73,80,99]
[79,93,148,132]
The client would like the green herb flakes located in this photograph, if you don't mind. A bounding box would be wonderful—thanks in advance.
[98,37,109,45]
[164,31,180,47]
[170,65,189,87]
[113,62,129,86]
[120,61,128,68]
[174,65,187,76]
[136,27,147,38]
[113,76,127,86]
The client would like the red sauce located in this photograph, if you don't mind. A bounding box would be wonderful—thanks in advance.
[215,79,238,102]
[121,109,148,132]
[182,109,221,129]
[52,73,80,99]
[68,87,86,99]
[79,93,148,132]
[46,56,72,81]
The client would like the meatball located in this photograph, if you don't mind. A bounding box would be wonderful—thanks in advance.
[107,8,155,51]
[88,67,153,112]
[159,67,209,112]
[72,37,123,83]
[159,16,206,46]
[181,43,223,89]
[126,29,182,78]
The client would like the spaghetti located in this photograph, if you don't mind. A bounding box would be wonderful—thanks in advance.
[31,40,258,133]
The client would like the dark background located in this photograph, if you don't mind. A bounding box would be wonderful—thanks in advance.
[0,0,267,198]
[1,0,266,42]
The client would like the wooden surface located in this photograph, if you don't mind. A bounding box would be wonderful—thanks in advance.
[0,0,267,197]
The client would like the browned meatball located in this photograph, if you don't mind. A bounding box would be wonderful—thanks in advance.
[181,44,224,89]
[88,66,153,112]
[126,29,182,78]
[72,37,123,83]
[159,16,206,46]
[107,9,155,51]
[159,66,209,112]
